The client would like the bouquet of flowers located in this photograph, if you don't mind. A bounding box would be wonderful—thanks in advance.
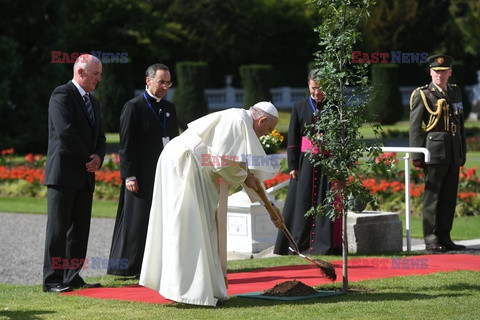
[259,129,284,154]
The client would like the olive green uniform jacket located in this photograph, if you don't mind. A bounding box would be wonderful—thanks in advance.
[409,82,466,245]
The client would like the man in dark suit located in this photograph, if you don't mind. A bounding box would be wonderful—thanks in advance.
[409,54,467,253]
[274,69,342,255]
[107,63,179,277]
[43,54,106,292]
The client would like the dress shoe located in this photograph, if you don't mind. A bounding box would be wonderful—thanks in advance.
[441,241,466,251]
[46,284,72,293]
[425,243,446,253]
[71,282,102,289]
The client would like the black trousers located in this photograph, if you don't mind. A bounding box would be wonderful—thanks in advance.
[422,163,460,245]
[43,184,93,291]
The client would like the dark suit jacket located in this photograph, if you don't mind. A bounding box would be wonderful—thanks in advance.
[44,80,106,191]
[118,92,179,192]
[409,82,466,165]
[287,97,320,171]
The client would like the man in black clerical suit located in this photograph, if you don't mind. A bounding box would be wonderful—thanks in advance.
[43,54,106,292]
[409,54,467,253]
[107,63,179,276]
[274,69,342,256]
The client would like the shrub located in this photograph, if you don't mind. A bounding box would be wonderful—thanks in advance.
[369,64,403,125]
[239,64,273,108]
[172,61,209,130]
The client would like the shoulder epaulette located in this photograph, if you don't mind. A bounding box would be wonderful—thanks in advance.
[410,85,429,108]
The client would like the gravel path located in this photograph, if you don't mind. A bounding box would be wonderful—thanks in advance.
[0,212,266,285]
[0,212,114,285]
[1,212,478,286]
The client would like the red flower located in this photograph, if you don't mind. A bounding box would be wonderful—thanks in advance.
[1,148,14,156]
[375,152,398,165]
[110,153,120,165]
[264,172,290,189]
[25,153,34,163]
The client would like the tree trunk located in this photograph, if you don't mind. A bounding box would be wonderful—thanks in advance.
[342,209,348,292]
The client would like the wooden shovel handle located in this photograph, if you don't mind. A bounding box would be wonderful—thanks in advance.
[254,181,285,229]
[254,180,300,253]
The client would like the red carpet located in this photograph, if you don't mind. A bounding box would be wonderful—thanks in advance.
[63,254,480,304]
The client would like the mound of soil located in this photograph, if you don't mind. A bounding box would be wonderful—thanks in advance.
[262,280,318,297]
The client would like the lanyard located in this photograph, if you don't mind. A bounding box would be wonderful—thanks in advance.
[143,92,167,137]
[309,96,318,114]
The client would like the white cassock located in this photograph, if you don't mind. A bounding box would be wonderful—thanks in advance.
[139,108,276,306]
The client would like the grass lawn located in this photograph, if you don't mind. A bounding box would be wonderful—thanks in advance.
[1,118,479,319]
[105,132,119,145]
[1,264,479,319]
[0,197,118,218]
[398,214,480,240]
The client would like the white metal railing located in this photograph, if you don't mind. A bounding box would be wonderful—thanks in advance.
[264,147,430,252]
[381,147,430,251]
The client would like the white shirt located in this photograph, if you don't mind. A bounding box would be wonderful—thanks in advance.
[72,79,87,97]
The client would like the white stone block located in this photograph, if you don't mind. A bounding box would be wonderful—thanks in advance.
[347,211,403,254]
[227,189,283,253]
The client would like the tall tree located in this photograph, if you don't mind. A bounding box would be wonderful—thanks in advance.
[362,0,450,86]
[0,0,70,152]
[443,0,480,81]
[308,0,381,292]
[363,0,450,53]
[157,0,318,87]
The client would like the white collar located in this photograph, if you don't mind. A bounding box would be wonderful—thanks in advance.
[72,79,87,97]
[146,87,161,102]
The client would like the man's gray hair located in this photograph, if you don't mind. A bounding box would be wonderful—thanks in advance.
[308,68,320,81]
[146,63,170,78]
[249,106,277,122]
[73,54,101,73]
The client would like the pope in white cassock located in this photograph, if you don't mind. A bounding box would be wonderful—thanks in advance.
[139,101,281,307]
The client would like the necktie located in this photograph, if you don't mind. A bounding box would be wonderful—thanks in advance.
[83,93,95,125]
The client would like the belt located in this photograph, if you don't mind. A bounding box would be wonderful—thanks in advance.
[301,136,318,154]
[428,123,457,136]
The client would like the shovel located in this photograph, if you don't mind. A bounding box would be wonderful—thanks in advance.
[255,180,337,281]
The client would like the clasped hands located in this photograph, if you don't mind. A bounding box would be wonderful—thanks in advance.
[86,154,101,173]
[243,171,259,191]
[412,159,425,169]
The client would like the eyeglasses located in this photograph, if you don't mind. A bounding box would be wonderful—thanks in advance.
[310,87,322,91]
[152,79,173,88]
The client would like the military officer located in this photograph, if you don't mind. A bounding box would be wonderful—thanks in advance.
[409,54,467,253]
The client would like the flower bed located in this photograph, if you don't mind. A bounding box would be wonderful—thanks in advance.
[0,149,122,200]
[1,148,479,215]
